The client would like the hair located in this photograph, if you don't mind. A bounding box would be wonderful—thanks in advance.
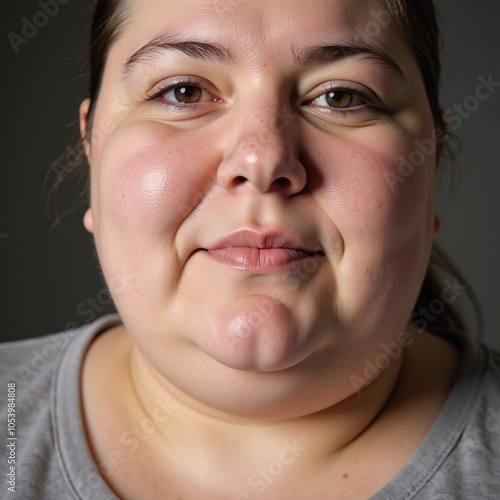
[48,0,481,335]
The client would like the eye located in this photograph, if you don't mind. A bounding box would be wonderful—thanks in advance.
[310,89,366,110]
[302,82,381,117]
[164,84,208,104]
[146,78,222,106]
[169,84,202,103]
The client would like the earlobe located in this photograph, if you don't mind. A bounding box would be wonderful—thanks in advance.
[83,208,94,233]
[79,98,91,158]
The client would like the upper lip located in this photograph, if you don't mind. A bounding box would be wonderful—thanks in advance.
[205,228,321,253]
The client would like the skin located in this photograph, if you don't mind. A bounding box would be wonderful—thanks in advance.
[80,0,458,498]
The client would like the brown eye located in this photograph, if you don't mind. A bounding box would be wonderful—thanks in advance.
[148,79,222,107]
[174,85,203,104]
[308,88,368,112]
[325,90,354,109]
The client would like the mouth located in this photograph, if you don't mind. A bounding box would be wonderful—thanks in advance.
[201,228,325,272]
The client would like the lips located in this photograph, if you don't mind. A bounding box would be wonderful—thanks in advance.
[201,228,323,271]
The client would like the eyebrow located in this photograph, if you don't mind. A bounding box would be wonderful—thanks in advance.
[123,35,406,85]
[122,34,232,76]
[293,43,407,83]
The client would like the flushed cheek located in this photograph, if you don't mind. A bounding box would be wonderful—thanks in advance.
[96,123,217,236]
[141,168,171,211]
[309,127,434,321]
[311,127,433,240]
[341,130,434,268]
[91,123,220,307]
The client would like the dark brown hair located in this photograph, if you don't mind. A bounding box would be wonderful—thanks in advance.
[49,0,481,335]
[47,0,128,222]
[384,0,481,334]
[86,0,129,130]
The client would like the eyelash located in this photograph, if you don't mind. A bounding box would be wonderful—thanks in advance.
[145,78,219,109]
[305,86,381,116]
[145,79,381,117]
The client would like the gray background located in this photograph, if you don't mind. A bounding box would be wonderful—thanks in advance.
[1,1,499,347]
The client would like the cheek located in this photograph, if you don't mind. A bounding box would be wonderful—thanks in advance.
[308,125,436,323]
[310,124,434,240]
[90,123,220,302]
[95,123,217,236]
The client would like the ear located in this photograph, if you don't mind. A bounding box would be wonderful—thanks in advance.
[83,208,94,234]
[80,99,94,234]
[435,109,448,170]
[433,110,447,237]
[79,98,91,158]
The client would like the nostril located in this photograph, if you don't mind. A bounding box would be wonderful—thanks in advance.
[234,175,247,185]
[274,177,291,188]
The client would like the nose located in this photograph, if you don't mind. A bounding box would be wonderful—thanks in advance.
[217,106,307,195]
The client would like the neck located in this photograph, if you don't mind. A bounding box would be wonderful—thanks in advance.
[82,325,459,499]
[126,339,404,467]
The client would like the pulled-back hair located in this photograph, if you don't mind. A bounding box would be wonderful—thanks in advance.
[49,0,480,335]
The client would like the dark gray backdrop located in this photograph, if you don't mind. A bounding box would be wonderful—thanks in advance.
[1,1,499,347]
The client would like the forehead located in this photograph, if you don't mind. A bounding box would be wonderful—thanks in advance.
[114,0,408,66]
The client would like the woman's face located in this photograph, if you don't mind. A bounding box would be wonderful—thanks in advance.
[83,0,440,412]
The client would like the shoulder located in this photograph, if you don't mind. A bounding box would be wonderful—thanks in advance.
[0,315,122,387]
[0,329,79,388]
[376,331,500,500]
[423,334,500,498]
[0,315,121,499]
[461,343,500,453]
[441,333,500,449]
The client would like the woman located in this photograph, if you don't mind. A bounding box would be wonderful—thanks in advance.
[1,0,499,498]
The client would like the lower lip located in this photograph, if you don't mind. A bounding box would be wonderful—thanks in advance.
[204,247,318,271]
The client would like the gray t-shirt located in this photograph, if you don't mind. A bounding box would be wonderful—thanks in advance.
[1,315,499,499]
